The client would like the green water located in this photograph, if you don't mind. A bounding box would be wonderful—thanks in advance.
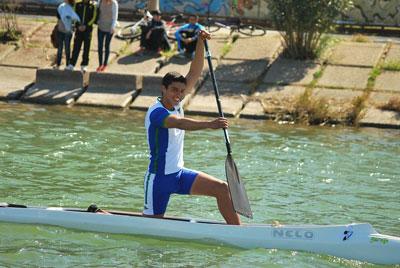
[0,102,399,267]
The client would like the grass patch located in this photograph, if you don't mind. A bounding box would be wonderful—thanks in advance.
[221,42,232,57]
[315,34,341,60]
[219,34,240,58]
[25,42,41,48]
[367,67,381,90]
[346,95,366,124]
[379,97,400,112]
[35,17,56,23]
[381,60,400,71]
[160,46,177,59]
[313,70,323,80]
[351,34,370,43]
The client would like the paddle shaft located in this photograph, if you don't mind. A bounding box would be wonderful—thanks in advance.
[204,40,232,155]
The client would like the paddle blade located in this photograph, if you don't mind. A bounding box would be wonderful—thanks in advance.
[225,154,253,219]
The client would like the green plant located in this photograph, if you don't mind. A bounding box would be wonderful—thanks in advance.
[382,60,400,71]
[221,42,232,57]
[346,95,366,124]
[313,70,323,80]
[314,34,341,60]
[0,1,21,42]
[268,0,352,59]
[160,46,177,59]
[367,67,381,89]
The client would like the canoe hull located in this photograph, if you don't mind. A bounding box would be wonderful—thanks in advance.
[0,205,399,265]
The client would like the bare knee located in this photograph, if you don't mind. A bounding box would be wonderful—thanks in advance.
[213,181,230,199]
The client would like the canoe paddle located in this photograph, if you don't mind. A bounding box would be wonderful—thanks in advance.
[203,40,253,219]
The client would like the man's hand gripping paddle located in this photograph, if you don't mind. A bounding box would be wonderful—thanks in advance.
[203,40,253,219]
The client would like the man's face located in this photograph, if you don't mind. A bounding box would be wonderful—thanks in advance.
[162,81,186,108]
[153,14,161,21]
[188,16,197,25]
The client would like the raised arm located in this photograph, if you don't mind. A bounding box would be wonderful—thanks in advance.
[185,30,210,92]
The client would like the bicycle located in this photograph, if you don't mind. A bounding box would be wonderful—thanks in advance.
[116,10,183,41]
[201,2,265,36]
[205,17,266,36]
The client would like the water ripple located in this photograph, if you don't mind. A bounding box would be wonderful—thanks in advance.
[0,103,399,267]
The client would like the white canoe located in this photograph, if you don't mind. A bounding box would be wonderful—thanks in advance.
[0,203,399,265]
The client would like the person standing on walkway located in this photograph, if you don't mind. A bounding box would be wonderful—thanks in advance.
[55,0,80,69]
[143,30,240,225]
[175,14,204,58]
[96,0,118,72]
[66,0,97,72]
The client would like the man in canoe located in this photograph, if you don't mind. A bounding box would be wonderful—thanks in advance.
[143,30,240,225]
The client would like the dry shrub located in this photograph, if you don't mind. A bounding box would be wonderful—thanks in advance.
[379,97,400,112]
[0,1,21,42]
[346,95,365,124]
[351,34,370,43]
[292,90,330,125]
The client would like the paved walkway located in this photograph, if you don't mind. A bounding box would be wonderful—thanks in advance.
[1,15,399,129]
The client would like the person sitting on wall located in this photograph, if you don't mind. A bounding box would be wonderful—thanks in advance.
[137,9,171,55]
[174,14,204,58]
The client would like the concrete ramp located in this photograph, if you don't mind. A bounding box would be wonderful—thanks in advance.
[21,68,88,105]
[0,66,36,100]
[130,74,163,111]
[76,72,141,108]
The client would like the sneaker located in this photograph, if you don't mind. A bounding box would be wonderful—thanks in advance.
[100,65,107,72]
[53,65,60,70]
[81,65,88,72]
[177,51,186,58]
[135,48,146,56]
[96,65,103,72]
[65,64,74,71]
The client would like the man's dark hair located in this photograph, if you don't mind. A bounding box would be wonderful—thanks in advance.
[150,9,161,16]
[162,72,187,88]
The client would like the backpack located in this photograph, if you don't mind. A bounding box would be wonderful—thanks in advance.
[50,24,58,48]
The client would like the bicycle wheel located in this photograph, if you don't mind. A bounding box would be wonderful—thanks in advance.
[116,23,142,40]
[238,24,266,36]
[205,24,221,33]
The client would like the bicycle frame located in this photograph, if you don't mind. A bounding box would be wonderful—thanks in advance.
[129,10,152,33]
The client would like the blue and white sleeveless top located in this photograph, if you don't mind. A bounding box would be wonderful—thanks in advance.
[145,99,184,175]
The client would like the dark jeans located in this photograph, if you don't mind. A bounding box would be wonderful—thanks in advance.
[140,26,170,51]
[56,31,72,66]
[97,29,113,66]
[178,31,196,54]
[70,28,92,66]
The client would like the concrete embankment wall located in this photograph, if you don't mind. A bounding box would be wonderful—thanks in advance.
[1,15,400,129]
[22,69,88,105]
